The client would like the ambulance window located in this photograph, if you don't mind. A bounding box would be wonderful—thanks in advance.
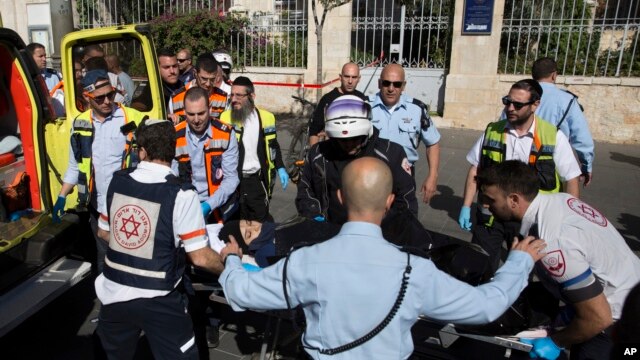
[73,38,151,112]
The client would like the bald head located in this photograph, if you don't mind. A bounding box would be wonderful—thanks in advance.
[341,157,393,218]
[339,62,361,93]
[378,64,406,106]
[380,63,405,81]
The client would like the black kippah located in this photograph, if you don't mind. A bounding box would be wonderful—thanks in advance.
[233,76,254,90]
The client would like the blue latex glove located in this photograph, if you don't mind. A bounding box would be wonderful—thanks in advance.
[521,338,562,360]
[313,215,325,222]
[277,167,289,190]
[9,209,33,222]
[242,263,262,272]
[201,202,212,217]
[52,195,66,223]
[458,206,472,231]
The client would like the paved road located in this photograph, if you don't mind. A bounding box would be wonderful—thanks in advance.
[1,123,638,359]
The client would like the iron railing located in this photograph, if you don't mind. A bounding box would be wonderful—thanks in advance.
[500,0,640,77]
[76,0,308,68]
[350,0,453,69]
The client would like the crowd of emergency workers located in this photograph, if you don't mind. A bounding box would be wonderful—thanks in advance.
[26,42,640,360]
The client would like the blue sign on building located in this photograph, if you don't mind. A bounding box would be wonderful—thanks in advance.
[462,0,495,35]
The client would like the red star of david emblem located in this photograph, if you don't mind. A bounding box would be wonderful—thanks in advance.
[579,204,597,218]
[119,214,142,240]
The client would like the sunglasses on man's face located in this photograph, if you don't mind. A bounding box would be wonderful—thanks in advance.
[87,91,116,104]
[177,58,190,63]
[502,96,534,110]
[380,80,404,89]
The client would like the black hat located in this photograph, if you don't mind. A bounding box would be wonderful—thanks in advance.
[232,76,254,92]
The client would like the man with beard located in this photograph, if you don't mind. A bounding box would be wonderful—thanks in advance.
[169,54,229,122]
[52,70,147,273]
[458,79,580,274]
[308,62,367,145]
[220,76,288,222]
[296,95,418,224]
[476,161,640,360]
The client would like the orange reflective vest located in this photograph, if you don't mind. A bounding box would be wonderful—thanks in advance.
[169,80,229,119]
[174,119,232,197]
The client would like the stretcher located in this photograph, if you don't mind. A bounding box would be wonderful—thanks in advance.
[411,319,536,359]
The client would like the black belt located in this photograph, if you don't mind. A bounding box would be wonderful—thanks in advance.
[242,171,260,179]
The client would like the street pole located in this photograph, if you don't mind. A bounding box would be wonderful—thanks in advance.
[49,0,75,71]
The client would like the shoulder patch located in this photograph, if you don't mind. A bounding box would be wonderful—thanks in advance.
[411,98,431,130]
[566,198,607,227]
[561,89,584,112]
[211,119,232,132]
[541,249,566,277]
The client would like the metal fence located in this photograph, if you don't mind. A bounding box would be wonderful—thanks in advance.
[75,0,308,68]
[350,0,453,69]
[500,0,640,77]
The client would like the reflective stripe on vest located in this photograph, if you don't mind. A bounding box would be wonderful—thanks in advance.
[480,117,560,193]
[71,104,146,205]
[174,120,231,197]
[220,108,277,195]
[170,81,228,117]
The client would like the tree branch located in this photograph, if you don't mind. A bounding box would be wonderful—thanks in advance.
[319,0,350,27]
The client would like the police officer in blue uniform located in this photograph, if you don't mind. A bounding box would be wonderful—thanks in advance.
[219,157,546,360]
[532,57,595,186]
[27,42,62,92]
[369,64,441,203]
[95,119,225,360]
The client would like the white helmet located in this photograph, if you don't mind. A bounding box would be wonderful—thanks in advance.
[212,50,233,71]
[324,95,373,139]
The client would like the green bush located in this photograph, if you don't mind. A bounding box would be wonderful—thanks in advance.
[149,10,307,68]
[149,10,248,58]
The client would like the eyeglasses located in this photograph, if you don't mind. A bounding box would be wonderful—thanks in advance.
[380,80,404,88]
[502,96,535,110]
[177,58,190,63]
[230,93,249,98]
[87,91,116,104]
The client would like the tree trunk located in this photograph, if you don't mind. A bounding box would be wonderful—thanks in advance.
[316,24,323,101]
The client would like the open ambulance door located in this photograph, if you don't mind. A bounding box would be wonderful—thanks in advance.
[45,24,165,212]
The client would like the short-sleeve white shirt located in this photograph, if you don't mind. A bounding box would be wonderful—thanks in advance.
[519,193,640,319]
[466,118,581,182]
